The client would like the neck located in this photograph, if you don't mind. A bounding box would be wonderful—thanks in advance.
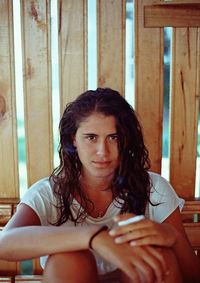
[80,175,112,195]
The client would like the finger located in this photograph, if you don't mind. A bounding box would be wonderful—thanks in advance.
[110,219,153,237]
[129,252,155,283]
[120,264,142,283]
[109,228,155,245]
[109,221,149,237]
[130,235,166,247]
[145,246,168,274]
[133,246,165,283]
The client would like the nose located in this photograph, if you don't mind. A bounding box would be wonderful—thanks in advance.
[96,140,108,156]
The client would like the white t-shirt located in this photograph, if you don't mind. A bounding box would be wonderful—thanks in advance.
[19,172,184,275]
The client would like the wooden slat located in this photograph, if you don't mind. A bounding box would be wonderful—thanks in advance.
[153,0,200,4]
[59,0,87,112]
[0,205,12,227]
[15,275,42,282]
[182,199,200,222]
[20,0,53,186]
[32,259,42,275]
[144,4,200,27]
[0,0,19,198]
[181,200,200,252]
[182,199,200,213]
[0,278,12,283]
[170,28,199,198]
[0,199,18,228]
[134,0,164,173]
[0,259,19,277]
[97,0,126,94]
[184,223,200,249]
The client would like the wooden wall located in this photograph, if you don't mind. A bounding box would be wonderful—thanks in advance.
[0,0,200,277]
[0,0,199,199]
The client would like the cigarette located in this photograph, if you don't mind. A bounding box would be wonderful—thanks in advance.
[118,215,145,226]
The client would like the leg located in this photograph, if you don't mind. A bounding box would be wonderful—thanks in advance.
[162,248,183,283]
[119,248,183,283]
[43,250,98,283]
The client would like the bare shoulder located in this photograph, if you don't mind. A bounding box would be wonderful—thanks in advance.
[163,207,188,239]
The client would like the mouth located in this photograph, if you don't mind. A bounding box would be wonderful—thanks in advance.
[92,161,111,168]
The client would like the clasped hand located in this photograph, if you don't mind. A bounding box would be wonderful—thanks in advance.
[92,214,177,283]
[109,213,177,248]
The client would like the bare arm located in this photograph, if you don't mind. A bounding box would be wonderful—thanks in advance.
[164,208,200,282]
[92,229,168,283]
[109,209,200,282]
[0,204,98,261]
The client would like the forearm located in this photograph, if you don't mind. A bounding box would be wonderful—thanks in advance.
[0,225,97,261]
[173,230,200,282]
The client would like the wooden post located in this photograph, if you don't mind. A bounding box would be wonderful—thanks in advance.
[97,0,126,95]
[0,0,19,198]
[135,0,164,173]
[21,0,53,186]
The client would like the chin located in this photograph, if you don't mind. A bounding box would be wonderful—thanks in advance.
[92,169,115,179]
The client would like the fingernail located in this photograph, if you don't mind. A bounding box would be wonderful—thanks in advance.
[115,237,123,243]
[130,241,136,246]
[109,230,115,236]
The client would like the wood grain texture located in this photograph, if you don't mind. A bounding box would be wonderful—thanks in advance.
[21,0,53,186]
[135,0,164,173]
[59,0,87,113]
[144,4,200,27]
[152,0,200,4]
[0,0,19,198]
[170,28,199,198]
[97,0,125,95]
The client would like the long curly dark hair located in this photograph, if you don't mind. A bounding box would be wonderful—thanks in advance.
[50,88,151,225]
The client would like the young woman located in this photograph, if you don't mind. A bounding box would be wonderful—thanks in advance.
[0,88,199,283]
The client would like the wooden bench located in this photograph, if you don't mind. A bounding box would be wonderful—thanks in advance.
[0,199,199,282]
[0,276,43,283]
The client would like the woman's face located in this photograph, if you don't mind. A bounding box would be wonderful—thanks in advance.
[73,112,119,181]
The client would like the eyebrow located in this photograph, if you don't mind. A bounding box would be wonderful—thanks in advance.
[82,133,118,136]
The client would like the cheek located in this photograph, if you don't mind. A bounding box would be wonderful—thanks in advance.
[113,144,119,156]
[76,144,92,159]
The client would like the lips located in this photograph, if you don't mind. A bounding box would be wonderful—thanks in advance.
[92,161,111,168]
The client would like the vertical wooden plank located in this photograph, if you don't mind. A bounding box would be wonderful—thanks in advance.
[152,0,200,4]
[97,0,126,95]
[0,0,19,198]
[32,259,43,275]
[170,28,199,198]
[59,0,87,112]
[21,0,53,186]
[134,0,164,173]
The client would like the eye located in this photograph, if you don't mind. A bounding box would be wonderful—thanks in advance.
[108,134,118,142]
[85,134,97,142]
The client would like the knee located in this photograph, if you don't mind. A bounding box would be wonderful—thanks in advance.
[162,248,183,283]
[45,250,97,269]
[43,250,98,283]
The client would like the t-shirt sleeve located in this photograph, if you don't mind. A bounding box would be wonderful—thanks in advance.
[147,172,185,223]
[18,178,57,226]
